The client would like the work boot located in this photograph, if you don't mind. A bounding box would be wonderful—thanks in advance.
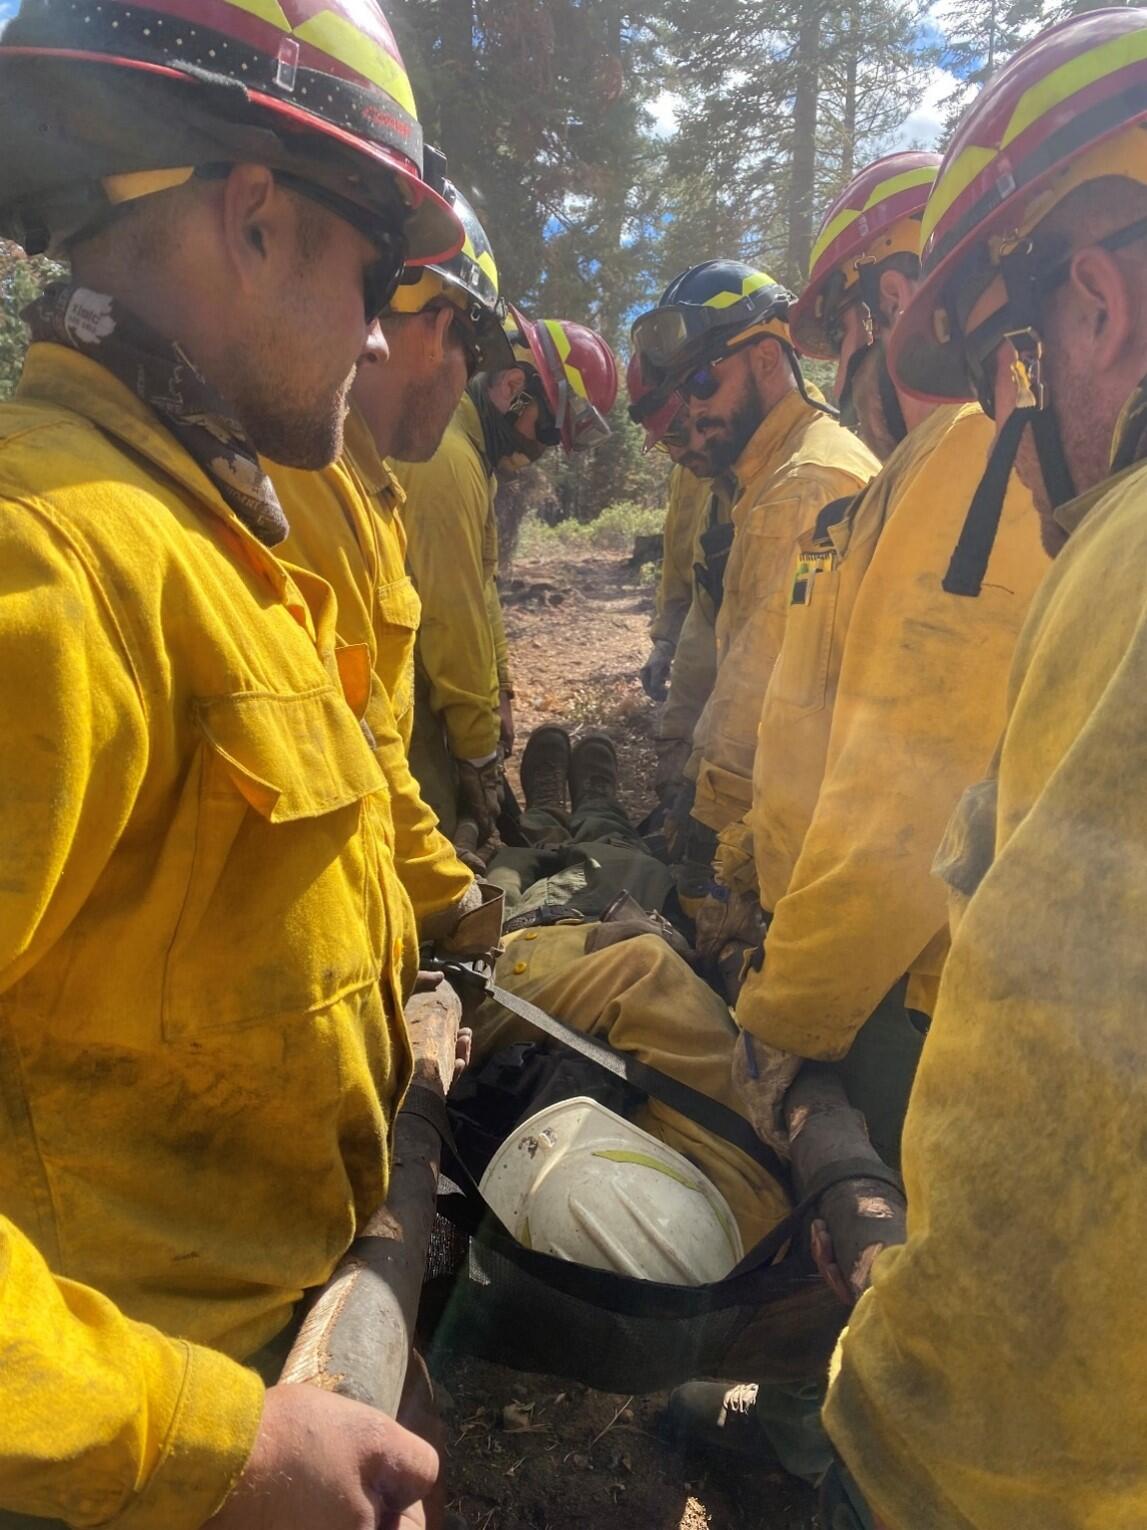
[569,731,618,810]
[662,1381,768,1459]
[520,724,571,813]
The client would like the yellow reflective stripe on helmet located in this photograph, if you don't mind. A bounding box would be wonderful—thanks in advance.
[925,28,1147,248]
[294,13,417,117]
[592,1148,701,1189]
[543,318,589,398]
[224,0,418,116]
[809,164,937,272]
[477,248,499,292]
[703,269,776,308]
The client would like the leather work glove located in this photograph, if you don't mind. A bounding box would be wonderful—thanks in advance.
[437,881,505,964]
[451,816,490,875]
[654,735,693,804]
[455,754,503,843]
[731,1032,801,1160]
[640,639,675,701]
[693,886,765,960]
[584,889,696,963]
[498,688,516,757]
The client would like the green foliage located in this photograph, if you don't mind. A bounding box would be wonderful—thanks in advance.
[513,496,665,559]
[0,244,62,400]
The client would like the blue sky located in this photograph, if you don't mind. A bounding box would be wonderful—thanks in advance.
[0,1,16,19]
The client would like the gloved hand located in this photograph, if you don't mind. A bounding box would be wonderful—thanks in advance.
[654,735,692,804]
[437,881,505,963]
[455,754,503,843]
[731,1032,801,1159]
[693,886,765,959]
[640,639,675,701]
[498,689,516,757]
[584,890,696,963]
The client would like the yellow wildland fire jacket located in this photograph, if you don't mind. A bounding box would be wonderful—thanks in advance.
[393,393,508,762]
[736,406,1045,1056]
[0,344,413,1529]
[691,390,878,833]
[273,408,473,942]
[825,439,1147,1530]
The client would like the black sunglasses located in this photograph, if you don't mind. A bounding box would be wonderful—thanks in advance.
[198,164,409,323]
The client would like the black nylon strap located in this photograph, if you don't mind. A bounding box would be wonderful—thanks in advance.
[942,408,1026,596]
[482,978,791,1189]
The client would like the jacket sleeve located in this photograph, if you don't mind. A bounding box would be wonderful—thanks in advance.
[369,673,474,928]
[651,467,701,649]
[658,587,718,748]
[735,473,1044,1059]
[402,451,500,761]
[0,510,264,1529]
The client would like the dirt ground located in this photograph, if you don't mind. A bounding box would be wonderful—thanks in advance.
[427,546,819,1530]
[496,548,661,822]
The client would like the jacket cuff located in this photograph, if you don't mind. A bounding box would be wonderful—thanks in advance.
[107,1342,265,1530]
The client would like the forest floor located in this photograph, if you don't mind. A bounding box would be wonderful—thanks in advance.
[423,546,820,1530]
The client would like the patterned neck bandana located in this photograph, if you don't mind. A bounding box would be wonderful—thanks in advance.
[1109,373,1147,476]
[24,284,288,546]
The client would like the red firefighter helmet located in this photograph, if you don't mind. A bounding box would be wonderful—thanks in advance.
[507,306,619,453]
[791,151,941,359]
[625,351,684,452]
[0,0,461,262]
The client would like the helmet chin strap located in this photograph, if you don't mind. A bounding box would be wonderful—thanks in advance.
[836,331,907,444]
[944,246,1078,596]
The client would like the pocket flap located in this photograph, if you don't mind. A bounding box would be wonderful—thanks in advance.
[194,686,383,822]
[377,575,421,632]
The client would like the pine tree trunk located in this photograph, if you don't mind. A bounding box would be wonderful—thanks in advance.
[786,0,822,285]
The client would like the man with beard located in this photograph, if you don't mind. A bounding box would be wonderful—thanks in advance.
[394,310,618,846]
[0,1,464,1525]
[819,12,1147,1526]
[630,262,878,904]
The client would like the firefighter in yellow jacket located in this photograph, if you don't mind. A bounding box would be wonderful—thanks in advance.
[822,13,1147,1526]
[394,311,619,842]
[728,150,1049,1163]
[273,183,514,944]
[631,261,879,857]
[0,2,465,1526]
[626,354,736,803]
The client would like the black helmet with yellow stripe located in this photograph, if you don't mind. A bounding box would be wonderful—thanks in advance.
[632,259,834,415]
[632,261,794,377]
[390,181,513,373]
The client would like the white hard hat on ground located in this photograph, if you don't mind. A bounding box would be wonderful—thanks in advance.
[480,1096,744,1285]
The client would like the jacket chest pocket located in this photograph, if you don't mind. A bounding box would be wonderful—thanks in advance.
[162,686,387,1041]
[769,552,841,717]
[375,576,421,731]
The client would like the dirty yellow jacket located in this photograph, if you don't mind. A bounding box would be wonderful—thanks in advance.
[716,405,978,909]
[692,392,878,831]
[658,473,734,750]
[825,459,1147,1530]
[651,464,711,648]
[0,345,413,1530]
[736,407,1046,1057]
[273,414,473,940]
[393,394,504,760]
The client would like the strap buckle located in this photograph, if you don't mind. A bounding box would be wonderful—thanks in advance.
[1004,325,1045,411]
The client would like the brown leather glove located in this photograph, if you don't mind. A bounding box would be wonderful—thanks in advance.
[455,755,503,842]
[640,640,675,701]
[654,735,692,804]
[583,890,696,962]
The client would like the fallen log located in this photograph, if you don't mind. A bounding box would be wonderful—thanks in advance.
[784,1064,907,1302]
[280,983,462,1415]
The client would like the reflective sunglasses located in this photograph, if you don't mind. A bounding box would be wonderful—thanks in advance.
[677,333,763,401]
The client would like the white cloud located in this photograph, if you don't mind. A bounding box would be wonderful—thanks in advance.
[888,64,961,151]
